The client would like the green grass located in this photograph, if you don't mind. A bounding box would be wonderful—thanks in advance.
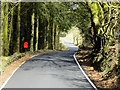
[0,53,26,74]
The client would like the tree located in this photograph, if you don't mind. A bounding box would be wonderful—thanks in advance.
[30,4,35,52]
[2,2,9,56]
[14,2,20,53]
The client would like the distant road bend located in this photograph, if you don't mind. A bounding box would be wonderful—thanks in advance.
[2,38,95,89]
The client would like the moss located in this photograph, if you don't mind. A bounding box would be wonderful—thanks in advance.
[2,3,9,56]
[0,57,12,73]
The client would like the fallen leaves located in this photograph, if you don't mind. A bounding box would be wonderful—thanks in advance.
[75,46,117,89]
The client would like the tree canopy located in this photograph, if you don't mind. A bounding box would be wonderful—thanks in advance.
[0,1,120,88]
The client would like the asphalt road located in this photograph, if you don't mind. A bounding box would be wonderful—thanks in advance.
[3,38,94,89]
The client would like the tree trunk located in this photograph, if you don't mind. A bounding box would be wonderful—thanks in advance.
[8,4,14,55]
[35,14,39,51]
[0,1,1,56]
[56,25,60,50]
[14,3,20,53]
[2,3,9,56]
[49,17,54,50]
[54,24,57,49]
[44,20,47,49]
[30,8,35,52]
[1,2,4,56]
[48,18,52,49]
[52,22,55,50]
[46,19,49,49]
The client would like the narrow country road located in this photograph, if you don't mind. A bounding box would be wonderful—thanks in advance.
[2,38,94,89]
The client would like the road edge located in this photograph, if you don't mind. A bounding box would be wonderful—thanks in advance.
[73,52,98,90]
[1,51,98,90]
[0,55,38,90]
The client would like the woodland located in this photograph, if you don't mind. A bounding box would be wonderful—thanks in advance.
[0,1,120,88]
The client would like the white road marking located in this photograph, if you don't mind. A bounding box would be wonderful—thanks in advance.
[0,55,39,90]
[0,48,98,90]
[73,53,98,90]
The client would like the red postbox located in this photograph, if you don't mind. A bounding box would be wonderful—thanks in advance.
[24,42,28,48]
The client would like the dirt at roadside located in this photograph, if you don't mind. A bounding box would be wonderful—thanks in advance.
[75,46,118,89]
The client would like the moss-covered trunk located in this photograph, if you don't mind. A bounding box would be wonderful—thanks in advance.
[0,2,1,56]
[8,4,14,55]
[54,24,57,49]
[35,14,39,51]
[87,2,119,73]
[38,17,44,50]
[30,8,35,52]
[44,20,47,49]
[56,25,60,50]
[1,2,4,56]
[2,3,9,56]
[14,3,20,53]
[46,19,49,49]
